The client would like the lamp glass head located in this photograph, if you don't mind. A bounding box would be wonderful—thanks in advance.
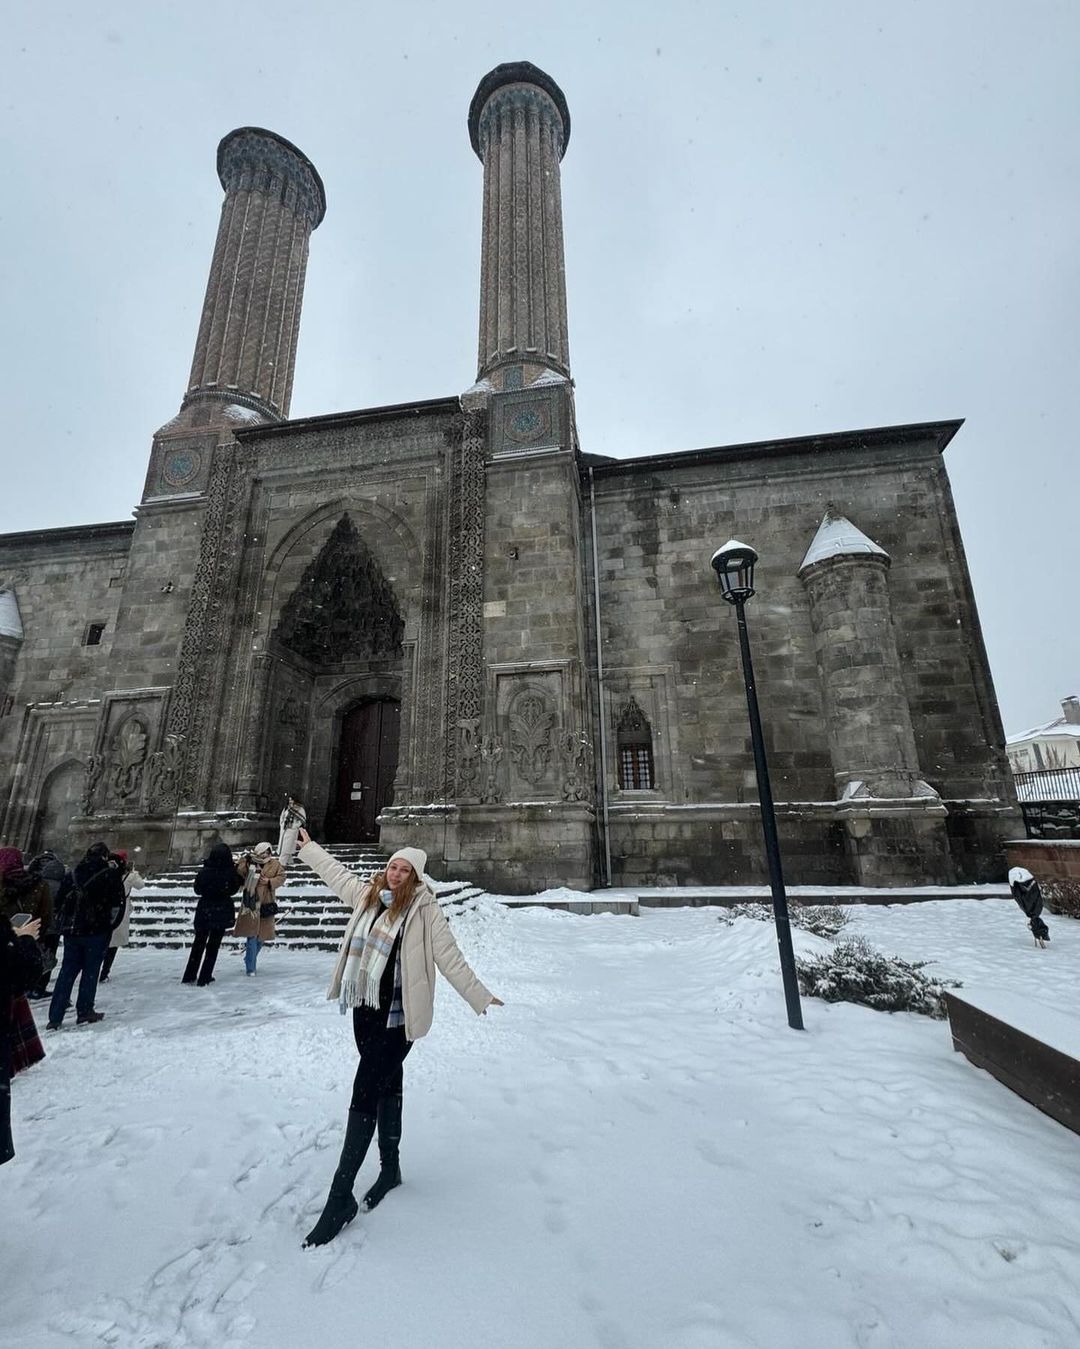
[710,539,758,604]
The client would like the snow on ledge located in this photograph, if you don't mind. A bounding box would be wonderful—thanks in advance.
[951,987,1080,1060]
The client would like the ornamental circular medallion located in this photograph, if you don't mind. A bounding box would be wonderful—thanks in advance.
[162,448,202,489]
[507,403,550,443]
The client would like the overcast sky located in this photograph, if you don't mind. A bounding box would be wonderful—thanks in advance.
[2,1,1077,736]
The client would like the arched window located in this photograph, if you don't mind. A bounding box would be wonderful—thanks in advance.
[616,697,655,790]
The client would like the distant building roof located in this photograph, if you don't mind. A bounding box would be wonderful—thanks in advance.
[1007,716,1080,745]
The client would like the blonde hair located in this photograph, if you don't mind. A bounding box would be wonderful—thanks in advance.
[361,866,421,921]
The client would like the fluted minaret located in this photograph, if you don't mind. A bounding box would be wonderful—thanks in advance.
[469,63,571,390]
[176,127,325,427]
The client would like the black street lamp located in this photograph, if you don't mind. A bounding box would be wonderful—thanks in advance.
[710,539,804,1031]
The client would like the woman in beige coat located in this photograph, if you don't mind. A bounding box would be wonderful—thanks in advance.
[233,842,285,975]
[297,829,503,1249]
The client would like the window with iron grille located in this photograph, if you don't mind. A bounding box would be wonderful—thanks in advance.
[616,697,656,791]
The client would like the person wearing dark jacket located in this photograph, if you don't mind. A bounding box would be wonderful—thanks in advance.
[47,842,125,1030]
[182,843,244,986]
[1008,866,1051,946]
[2,913,45,1165]
[26,850,66,999]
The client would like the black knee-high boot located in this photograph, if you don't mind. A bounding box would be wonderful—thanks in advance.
[362,1093,403,1211]
[303,1109,377,1248]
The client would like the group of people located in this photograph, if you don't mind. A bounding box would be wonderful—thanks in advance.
[181,841,286,985]
[2,811,505,1253]
[6,803,1055,1247]
[0,840,143,1164]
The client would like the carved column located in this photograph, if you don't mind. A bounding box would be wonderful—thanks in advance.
[236,652,275,806]
[469,62,571,390]
[443,408,488,801]
[182,127,325,424]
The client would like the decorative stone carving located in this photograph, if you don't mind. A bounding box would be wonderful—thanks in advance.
[165,448,235,797]
[147,734,185,815]
[479,734,504,805]
[82,753,105,814]
[509,693,555,786]
[560,729,594,803]
[458,718,482,797]
[616,697,650,736]
[445,409,487,799]
[109,718,149,801]
[276,514,403,664]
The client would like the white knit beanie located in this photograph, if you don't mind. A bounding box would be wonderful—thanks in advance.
[387,847,427,881]
[1008,867,1034,885]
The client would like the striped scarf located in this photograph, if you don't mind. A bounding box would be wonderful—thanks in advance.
[339,893,409,1013]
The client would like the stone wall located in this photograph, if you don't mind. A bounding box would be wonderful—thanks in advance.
[0,522,133,848]
[587,423,1020,885]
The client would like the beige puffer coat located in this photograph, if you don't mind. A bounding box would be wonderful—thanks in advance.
[233,857,286,941]
[299,840,493,1041]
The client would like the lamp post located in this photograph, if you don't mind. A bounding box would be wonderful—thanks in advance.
[710,540,804,1031]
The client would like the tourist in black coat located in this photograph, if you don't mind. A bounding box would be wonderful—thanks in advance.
[47,842,125,1029]
[182,843,244,986]
[2,913,45,1165]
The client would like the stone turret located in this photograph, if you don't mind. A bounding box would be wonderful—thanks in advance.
[469,62,571,391]
[0,587,23,710]
[167,127,325,432]
[799,510,951,884]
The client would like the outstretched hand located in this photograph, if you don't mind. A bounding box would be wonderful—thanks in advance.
[484,996,505,1014]
[297,827,311,847]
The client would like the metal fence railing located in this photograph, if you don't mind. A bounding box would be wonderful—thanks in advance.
[1012,766,1080,802]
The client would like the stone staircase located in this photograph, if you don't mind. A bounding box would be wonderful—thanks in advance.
[128,844,484,952]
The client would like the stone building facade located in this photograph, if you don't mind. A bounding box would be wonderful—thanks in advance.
[0,63,1021,891]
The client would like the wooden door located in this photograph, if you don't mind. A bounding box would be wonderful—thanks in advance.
[332,700,401,841]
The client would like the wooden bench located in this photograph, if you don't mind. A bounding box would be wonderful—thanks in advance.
[945,990,1080,1136]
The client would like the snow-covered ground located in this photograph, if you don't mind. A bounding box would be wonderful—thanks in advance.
[5,897,1079,1349]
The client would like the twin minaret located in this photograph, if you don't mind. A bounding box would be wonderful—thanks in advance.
[167,62,570,427]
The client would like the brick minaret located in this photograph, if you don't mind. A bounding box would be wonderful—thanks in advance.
[469,63,571,391]
[179,127,325,426]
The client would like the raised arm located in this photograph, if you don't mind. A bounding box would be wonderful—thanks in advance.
[297,837,372,911]
[427,902,499,1015]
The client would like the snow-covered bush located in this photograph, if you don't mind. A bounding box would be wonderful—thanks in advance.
[791,903,849,938]
[719,901,848,937]
[795,936,958,1018]
[1043,877,1080,920]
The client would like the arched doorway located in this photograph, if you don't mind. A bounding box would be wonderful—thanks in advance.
[30,760,84,858]
[329,700,401,842]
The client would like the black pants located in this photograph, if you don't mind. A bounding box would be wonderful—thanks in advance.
[182,929,225,985]
[101,946,119,979]
[350,1010,410,1114]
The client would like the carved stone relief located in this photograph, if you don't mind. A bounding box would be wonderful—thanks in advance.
[147,734,186,815]
[444,409,487,800]
[109,718,149,803]
[509,692,555,785]
[276,514,403,664]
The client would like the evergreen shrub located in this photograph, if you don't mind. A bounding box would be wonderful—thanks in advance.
[795,936,959,1018]
[1043,877,1080,919]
